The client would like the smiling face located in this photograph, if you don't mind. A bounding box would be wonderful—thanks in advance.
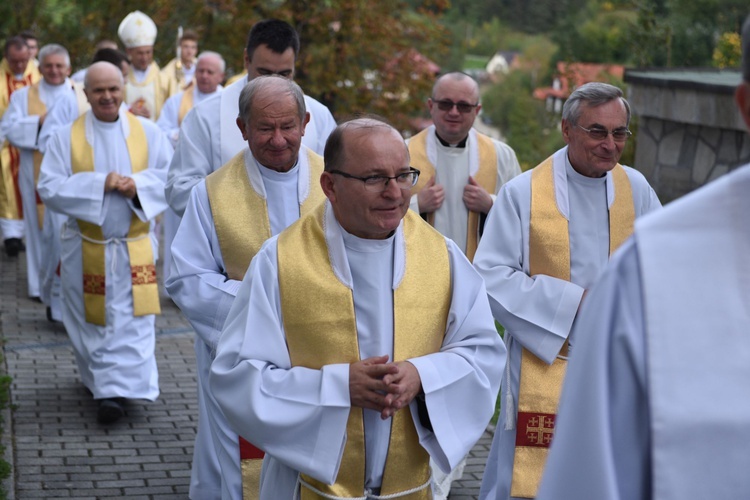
[84,62,123,123]
[428,75,481,144]
[237,87,307,172]
[321,124,411,240]
[194,55,224,94]
[40,53,70,86]
[562,98,629,178]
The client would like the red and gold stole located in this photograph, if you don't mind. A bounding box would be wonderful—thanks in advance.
[70,113,161,326]
[206,148,325,500]
[409,127,497,262]
[510,156,634,498]
[278,206,449,499]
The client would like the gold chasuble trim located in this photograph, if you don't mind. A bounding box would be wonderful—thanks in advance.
[70,113,160,326]
[278,206,450,499]
[206,148,324,500]
[177,83,194,126]
[408,128,497,262]
[28,83,47,230]
[511,157,634,498]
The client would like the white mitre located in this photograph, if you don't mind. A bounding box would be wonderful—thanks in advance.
[118,10,157,48]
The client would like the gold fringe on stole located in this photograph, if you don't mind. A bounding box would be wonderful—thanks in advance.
[510,157,634,498]
[408,128,497,262]
[70,113,160,326]
[278,206,449,499]
[206,148,324,499]
[177,83,194,126]
[27,83,47,229]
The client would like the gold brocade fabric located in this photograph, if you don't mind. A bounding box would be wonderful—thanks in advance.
[510,156,635,498]
[124,62,166,120]
[27,83,46,229]
[70,113,160,326]
[408,128,497,262]
[0,59,39,220]
[277,206,449,499]
[206,148,324,499]
[177,82,194,126]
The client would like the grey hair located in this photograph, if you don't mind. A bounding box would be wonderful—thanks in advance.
[431,71,479,103]
[237,75,306,125]
[197,51,226,74]
[38,44,71,68]
[742,14,750,83]
[324,117,406,172]
[562,82,631,125]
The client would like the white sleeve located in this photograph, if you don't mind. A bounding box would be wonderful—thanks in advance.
[493,140,522,194]
[408,240,506,472]
[155,94,180,147]
[473,178,583,364]
[129,121,171,221]
[38,93,78,153]
[2,90,39,150]
[537,240,650,500]
[210,241,351,484]
[165,182,242,351]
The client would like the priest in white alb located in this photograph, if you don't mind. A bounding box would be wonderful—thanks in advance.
[165,18,336,216]
[166,76,324,500]
[38,61,172,425]
[1,44,72,301]
[536,16,750,500]
[474,82,662,500]
[210,118,505,499]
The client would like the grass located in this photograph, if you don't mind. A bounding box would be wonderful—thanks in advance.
[464,54,489,70]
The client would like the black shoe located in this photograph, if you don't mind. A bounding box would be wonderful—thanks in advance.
[97,398,125,424]
[4,238,21,257]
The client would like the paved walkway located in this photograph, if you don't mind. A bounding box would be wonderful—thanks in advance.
[0,249,493,499]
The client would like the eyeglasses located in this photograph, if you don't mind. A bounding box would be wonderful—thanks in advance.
[433,99,479,114]
[329,168,420,193]
[576,124,632,142]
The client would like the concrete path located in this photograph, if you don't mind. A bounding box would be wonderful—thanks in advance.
[0,249,492,498]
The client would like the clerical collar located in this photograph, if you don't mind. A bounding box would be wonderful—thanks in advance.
[434,130,468,149]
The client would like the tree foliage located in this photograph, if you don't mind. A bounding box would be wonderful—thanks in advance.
[0,0,450,131]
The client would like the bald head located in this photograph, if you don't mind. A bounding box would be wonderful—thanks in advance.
[84,62,124,122]
[432,72,479,101]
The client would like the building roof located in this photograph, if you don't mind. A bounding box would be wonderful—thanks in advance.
[533,62,625,100]
[624,68,742,95]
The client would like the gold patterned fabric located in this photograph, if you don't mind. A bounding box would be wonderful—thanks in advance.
[124,62,166,121]
[27,83,46,229]
[510,156,635,498]
[177,82,194,126]
[206,148,325,499]
[278,205,449,499]
[408,127,497,261]
[70,113,160,326]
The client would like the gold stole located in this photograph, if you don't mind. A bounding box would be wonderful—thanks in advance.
[205,149,325,500]
[70,113,161,326]
[510,156,635,498]
[177,83,194,126]
[27,83,46,229]
[278,206,449,500]
[408,128,497,262]
[0,61,38,220]
[125,62,165,120]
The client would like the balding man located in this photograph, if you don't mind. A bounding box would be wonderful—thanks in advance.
[1,44,72,302]
[38,62,172,424]
[409,72,521,263]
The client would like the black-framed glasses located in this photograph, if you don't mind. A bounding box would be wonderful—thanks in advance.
[434,99,479,114]
[576,124,632,142]
[329,168,420,193]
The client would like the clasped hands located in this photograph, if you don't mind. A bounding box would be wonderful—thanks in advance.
[105,172,137,199]
[349,355,422,420]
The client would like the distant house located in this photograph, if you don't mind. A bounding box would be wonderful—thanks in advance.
[533,62,625,113]
[486,51,520,77]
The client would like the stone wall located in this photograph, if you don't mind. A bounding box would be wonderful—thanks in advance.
[625,70,750,203]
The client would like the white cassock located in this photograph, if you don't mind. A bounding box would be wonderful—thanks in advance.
[537,164,750,500]
[164,75,337,216]
[473,147,662,500]
[407,126,522,254]
[156,84,223,282]
[37,109,172,400]
[210,202,506,499]
[0,79,71,298]
[166,149,311,499]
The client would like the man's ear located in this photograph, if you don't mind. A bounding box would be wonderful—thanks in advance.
[320,171,337,203]
[736,82,750,132]
[236,117,248,141]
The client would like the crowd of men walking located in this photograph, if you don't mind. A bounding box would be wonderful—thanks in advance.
[2,8,750,500]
